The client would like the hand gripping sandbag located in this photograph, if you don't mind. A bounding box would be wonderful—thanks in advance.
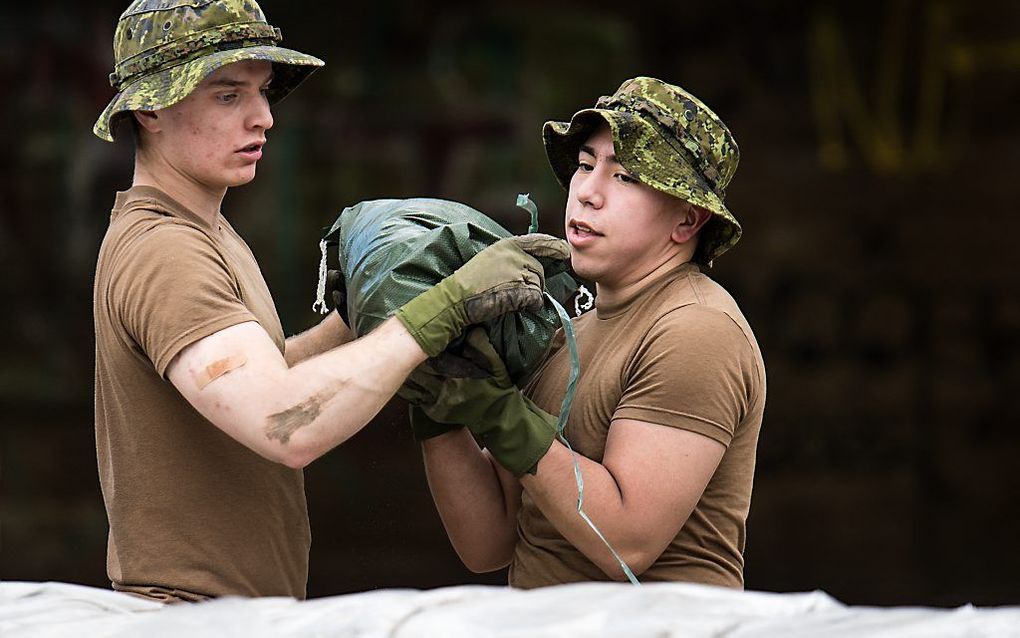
[316,198,577,386]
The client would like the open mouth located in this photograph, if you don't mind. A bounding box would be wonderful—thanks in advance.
[238,141,265,153]
[569,220,602,236]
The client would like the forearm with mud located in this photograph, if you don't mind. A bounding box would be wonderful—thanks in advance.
[422,429,521,572]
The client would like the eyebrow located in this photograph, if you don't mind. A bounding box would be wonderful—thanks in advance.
[207,72,275,88]
[579,144,619,165]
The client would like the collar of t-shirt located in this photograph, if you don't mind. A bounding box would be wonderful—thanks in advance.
[595,262,700,320]
[111,185,221,231]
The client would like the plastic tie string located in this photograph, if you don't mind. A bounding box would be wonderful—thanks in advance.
[517,193,540,234]
[311,238,330,314]
[574,285,595,316]
[517,194,639,586]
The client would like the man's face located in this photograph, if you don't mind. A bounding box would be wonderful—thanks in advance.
[565,123,692,288]
[144,59,274,189]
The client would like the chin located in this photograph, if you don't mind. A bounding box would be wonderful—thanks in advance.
[225,171,257,187]
[570,259,602,284]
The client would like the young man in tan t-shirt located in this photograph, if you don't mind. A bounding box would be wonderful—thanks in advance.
[412,77,765,586]
[91,0,567,601]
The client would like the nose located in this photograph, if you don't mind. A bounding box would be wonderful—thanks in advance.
[248,93,274,132]
[572,166,604,210]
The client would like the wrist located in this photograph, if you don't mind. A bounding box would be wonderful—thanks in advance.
[379,316,431,365]
[395,278,466,357]
[469,392,558,477]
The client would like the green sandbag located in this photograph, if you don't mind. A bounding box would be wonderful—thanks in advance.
[322,198,577,385]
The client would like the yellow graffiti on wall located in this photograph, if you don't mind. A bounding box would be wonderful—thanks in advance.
[810,1,1020,173]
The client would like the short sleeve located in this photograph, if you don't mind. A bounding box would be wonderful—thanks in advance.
[613,305,757,447]
[111,221,257,376]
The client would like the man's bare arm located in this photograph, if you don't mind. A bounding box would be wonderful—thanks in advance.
[167,233,568,470]
[421,429,522,572]
[284,311,353,366]
[520,420,724,579]
[412,328,726,578]
[167,318,426,469]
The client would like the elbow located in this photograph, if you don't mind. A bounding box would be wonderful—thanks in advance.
[278,448,314,470]
[451,538,515,574]
[266,435,320,470]
[260,410,328,469]
[598,547,658,582]
[459,549,513,574]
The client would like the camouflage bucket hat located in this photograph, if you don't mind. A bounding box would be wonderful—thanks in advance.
[543,77,741,265]
[94,0,324,142]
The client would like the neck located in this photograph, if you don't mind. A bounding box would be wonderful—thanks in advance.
[595,250,693,309]
[132,153,225,225]
[595,249,697,308]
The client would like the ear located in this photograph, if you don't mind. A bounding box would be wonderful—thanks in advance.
[670,202,712,244]
[132,109,161,135]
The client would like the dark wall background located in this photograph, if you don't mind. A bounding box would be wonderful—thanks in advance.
[2,0,1019,607]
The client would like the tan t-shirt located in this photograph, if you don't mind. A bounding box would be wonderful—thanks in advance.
[510,263,765,588]
[93,186,310,601]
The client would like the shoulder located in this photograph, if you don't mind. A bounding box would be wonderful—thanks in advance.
[634,305,754,376]
[652,304,745,342]
[642,270,759,351]
[106,211,222,273]
[630,280,763,392]
[101,212,235,311]
[639,270,748,342]
[116,208,212,249]
[651,268,737,315]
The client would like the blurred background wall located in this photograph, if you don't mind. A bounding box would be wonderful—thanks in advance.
[2,0,1019,607]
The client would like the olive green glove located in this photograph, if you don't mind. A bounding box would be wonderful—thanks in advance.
[419,328,558,476]
[395,234,570,357]
[400,362,464,441]
[408,405,463,442]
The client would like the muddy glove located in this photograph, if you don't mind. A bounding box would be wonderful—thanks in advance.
[396,234,569,357]
[418,328,558,476]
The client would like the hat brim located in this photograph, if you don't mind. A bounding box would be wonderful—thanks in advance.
[543,108,742,264]
[94,45,324,142]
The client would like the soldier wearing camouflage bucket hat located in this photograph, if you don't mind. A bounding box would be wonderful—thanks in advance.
[94,0,324,142]
[92,0,569,602]
[415,77,766,589]
[543,76,743,266]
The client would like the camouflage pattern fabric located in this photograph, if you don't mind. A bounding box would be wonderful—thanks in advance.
[543,77,742,265]
[94,0,324,141]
